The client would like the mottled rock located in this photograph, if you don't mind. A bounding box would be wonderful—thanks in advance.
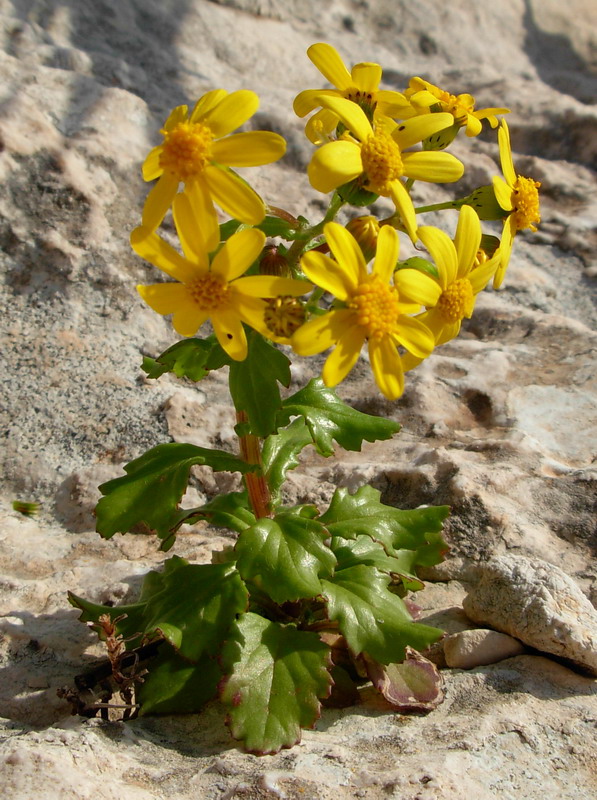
[463,556,597,675]
[444,629,526,669]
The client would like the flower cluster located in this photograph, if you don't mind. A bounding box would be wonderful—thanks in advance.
[133,43,540,398]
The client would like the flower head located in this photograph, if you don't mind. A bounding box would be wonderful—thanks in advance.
[406,77,510,138]
[141,90,287,247]
[132,194,310,360]
[291,222,435,400]
[307,96,464,240]
[293,43,421,145]
[492,119,541,288]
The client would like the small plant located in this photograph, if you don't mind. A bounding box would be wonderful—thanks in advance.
[68,43,540,754]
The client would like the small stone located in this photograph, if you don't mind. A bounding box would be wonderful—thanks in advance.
[444,629,526,669]
[463,555,597,675]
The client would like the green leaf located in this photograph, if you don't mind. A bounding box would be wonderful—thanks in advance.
[142,563,248,662]
[331,535,425,592]
[256,215,304,239]
[235,512,336,604]
[320,486,449,569]
[395,256,439,280]
[277,379,400,457]
[96,443,257,541]
[141,337,230,381]
[220,612,332,754]
[172,490,256,535]
[321,565,442,664]
[219,218,243,241]
[229,330,291,438]
[262,417,314,504]
[67,593,147,647]
[137,644,222,715]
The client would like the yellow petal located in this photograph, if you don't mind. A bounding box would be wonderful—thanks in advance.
[454,205,482,278]
[389,180,417,242]
[305,106,339,145]
[307,140,363,194]
[172,192,209,262]
[464,115,483,137]
[294,89,334,118]
[234,276,312,298]
[317,95,372,142]
[211,227,266,281]
[392,113,455,149]
[402,151,464,183]
[291,309,354,356]
[435,318,461,346]
[131,226,203,283]
[377,90,417,118]
[417,226,458,289]
[372,225,399,283]
[172,302,211,337]
[394,269,442,307]
[201,90,259,138]
[368,337,404,400]
[351,62,381,93]
[189,90,228,123]
[137,282,189,314]
[469,252,500,293]
[162,105,188,132]
[203,165,265,225]
[142,145,163,182]
[401,350,424,374]
[300,251,353,301]
[325,221,367,286]
[184,178,220,253]
[492,175,514,212]
[211,131,286,166]
[322,325,366,387]
[141,172,179,231]
[394,315,435,358]
[494,217,515,289]
[307,43,352,91]
[498,119,516,186]
[212,310,248,360]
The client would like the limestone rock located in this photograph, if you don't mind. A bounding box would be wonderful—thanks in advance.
[444,629,526,669]
[463,555,597,675]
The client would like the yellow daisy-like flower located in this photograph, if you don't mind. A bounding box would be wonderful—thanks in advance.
[397,207,499,374]
[141,90,287,248]
[291,222,435,400]
[132,194,310,360]
[293,43,433,145]
[307,95,464,241]
[492,119,541,288]
[406,77,510,137]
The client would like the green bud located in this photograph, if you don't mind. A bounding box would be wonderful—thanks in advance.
[337,178,379,208]
[461,185,508,220]
[423,122,460,151]
[395,256,439,279]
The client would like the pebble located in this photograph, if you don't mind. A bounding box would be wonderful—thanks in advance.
[443,629,526,669]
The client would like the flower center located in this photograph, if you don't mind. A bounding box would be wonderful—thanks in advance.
[348,275,400,340]
[187,273,230,310]
[360,131,403,195]
[437,278,474,322]
[343,87,376,121]
[512,175,541,232]
[263,296,306,338]
[159,121,214,180]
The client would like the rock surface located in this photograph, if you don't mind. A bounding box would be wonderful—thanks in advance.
[463,555,597,675]
[1,0,596,797]
[444,629,526,669]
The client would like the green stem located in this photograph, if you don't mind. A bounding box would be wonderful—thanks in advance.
[285,193,346,271]
[413,200,462,214]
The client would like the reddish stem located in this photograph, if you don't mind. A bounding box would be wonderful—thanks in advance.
[236,410,272,519]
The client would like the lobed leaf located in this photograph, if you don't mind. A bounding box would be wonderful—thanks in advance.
[171,490,256,535]
[235,512,336,604]
[220,612,333,754]
[277,379,400,457]
[141,336,230,381]
[229,329,291,438]
[95,443,256,541]
[261,417,314,505]
[331,535,425,592]
[321,565,442,664]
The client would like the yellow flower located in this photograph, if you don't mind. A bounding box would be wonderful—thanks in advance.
[293,43,427,145]
[406,77,510,137]
[398,207,500,374]
[291,222,435,400]
[306,96,464,240]
[492,119,541,288]
[132,194,310,360]
[141,90,287,247]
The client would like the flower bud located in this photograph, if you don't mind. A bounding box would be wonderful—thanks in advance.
[460,185,508,220]
[346,215,380,262]
[260,245,290,277]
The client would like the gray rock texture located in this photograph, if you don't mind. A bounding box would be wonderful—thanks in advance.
[463,555,597,675]
[443,629,526,669]
[1,0,596,797]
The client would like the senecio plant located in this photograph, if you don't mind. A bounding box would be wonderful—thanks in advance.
[69,44,540,753]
